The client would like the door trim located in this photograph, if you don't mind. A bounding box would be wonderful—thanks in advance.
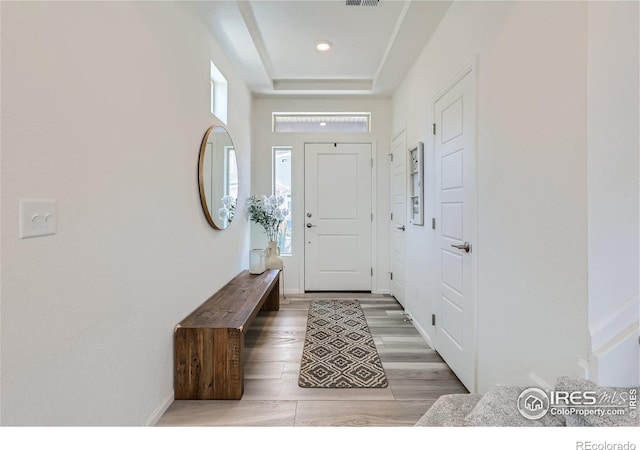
[389,128,407,305]
[302,140,377,293]
[432,56,479,393]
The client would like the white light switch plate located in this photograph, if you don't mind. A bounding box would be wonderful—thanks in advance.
[20,199,57,238]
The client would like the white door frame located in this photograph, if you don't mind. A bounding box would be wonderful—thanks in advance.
[389,128,407,305]
[432,57,479,392]
[302,140,377,292]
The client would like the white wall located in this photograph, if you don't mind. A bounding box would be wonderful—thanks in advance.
[1,2,252,425]
[251,97,391,294]
[393,1,591,392]
[587,1,639,387]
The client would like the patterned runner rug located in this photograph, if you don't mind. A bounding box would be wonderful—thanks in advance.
[298,299,388,388]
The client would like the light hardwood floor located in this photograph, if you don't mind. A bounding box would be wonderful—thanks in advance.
[157,293,467,427]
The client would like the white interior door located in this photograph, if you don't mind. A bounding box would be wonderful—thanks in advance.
[434,69,476,391]
[390,131,407,306]
[304,143,372,291]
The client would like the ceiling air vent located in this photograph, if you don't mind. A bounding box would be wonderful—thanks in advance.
[346,0,380,6]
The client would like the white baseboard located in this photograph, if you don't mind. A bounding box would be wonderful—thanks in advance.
[284,289,391,295]
[577,358,590,380]
[404,307,434,349]
[590,321,640,386]
[528,372,553,391]
[588,291,640,387]
[284,289,302,295]
[144,389,174,426]
[590,291,639,351]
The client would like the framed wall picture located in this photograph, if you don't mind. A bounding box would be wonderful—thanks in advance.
[408,142,424,225]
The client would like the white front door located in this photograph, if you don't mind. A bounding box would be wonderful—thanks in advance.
[390,131,407,306]
[304,143,372,291]
[434,69,476,391]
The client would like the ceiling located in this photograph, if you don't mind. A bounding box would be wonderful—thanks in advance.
[191,0,452,97]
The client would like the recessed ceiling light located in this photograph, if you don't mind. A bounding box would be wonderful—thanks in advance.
[319,122,327,127]
[315,40,332,52]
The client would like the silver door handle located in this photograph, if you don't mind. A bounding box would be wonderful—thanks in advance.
[396,225,405,231]
[306,223,317,228]
[451,242,471,253]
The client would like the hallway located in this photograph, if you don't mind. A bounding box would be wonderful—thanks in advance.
[158,294,467,426]
[1,1,637,438]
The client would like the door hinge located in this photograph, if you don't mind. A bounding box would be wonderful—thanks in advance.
[389,153,394,162]
[432,123,436,135]
[371,212,373,222]
[390,272,393,280]
[370,267,373,276]
[432,314,436,326]
[371,158,374,168]
[390,212,393,221]
[431,218,436,229]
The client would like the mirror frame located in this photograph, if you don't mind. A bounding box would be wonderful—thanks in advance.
[197,125,238,230]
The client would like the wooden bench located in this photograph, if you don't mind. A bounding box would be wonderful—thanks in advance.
[174,269,280,400]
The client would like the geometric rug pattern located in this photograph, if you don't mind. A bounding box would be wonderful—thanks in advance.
[298,299,388,388]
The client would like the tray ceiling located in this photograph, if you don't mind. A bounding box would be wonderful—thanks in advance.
[191,0,452,96]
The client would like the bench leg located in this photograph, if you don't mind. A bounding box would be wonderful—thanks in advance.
[175,328,244,400]
[261,275,280,311]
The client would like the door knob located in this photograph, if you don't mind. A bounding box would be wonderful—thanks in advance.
[451,242,471,253]
[396,225,405,231]
[306,223,317,228]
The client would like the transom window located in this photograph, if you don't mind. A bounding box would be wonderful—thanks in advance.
[272,113,370,133]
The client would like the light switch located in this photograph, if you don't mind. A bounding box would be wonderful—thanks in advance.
[20,199,57,238]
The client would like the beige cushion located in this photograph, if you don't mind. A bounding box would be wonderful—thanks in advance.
[554,376,639,427]
[415,393,482,427]
[464,386,564,427]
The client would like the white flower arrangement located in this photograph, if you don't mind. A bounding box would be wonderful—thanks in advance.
[247,194,289,242]
[218,195,236,223]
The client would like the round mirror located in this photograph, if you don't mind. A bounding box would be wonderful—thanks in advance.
[198,125,239,230]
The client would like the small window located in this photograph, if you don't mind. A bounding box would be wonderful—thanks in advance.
[273,113,370,133]
[210,61,228,124]
[273,147,292,255]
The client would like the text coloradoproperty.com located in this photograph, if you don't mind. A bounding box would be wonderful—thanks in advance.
[551,407,628,417]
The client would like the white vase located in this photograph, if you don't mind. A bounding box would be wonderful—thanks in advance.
[249,249,266,274]
[265,241,283,270]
